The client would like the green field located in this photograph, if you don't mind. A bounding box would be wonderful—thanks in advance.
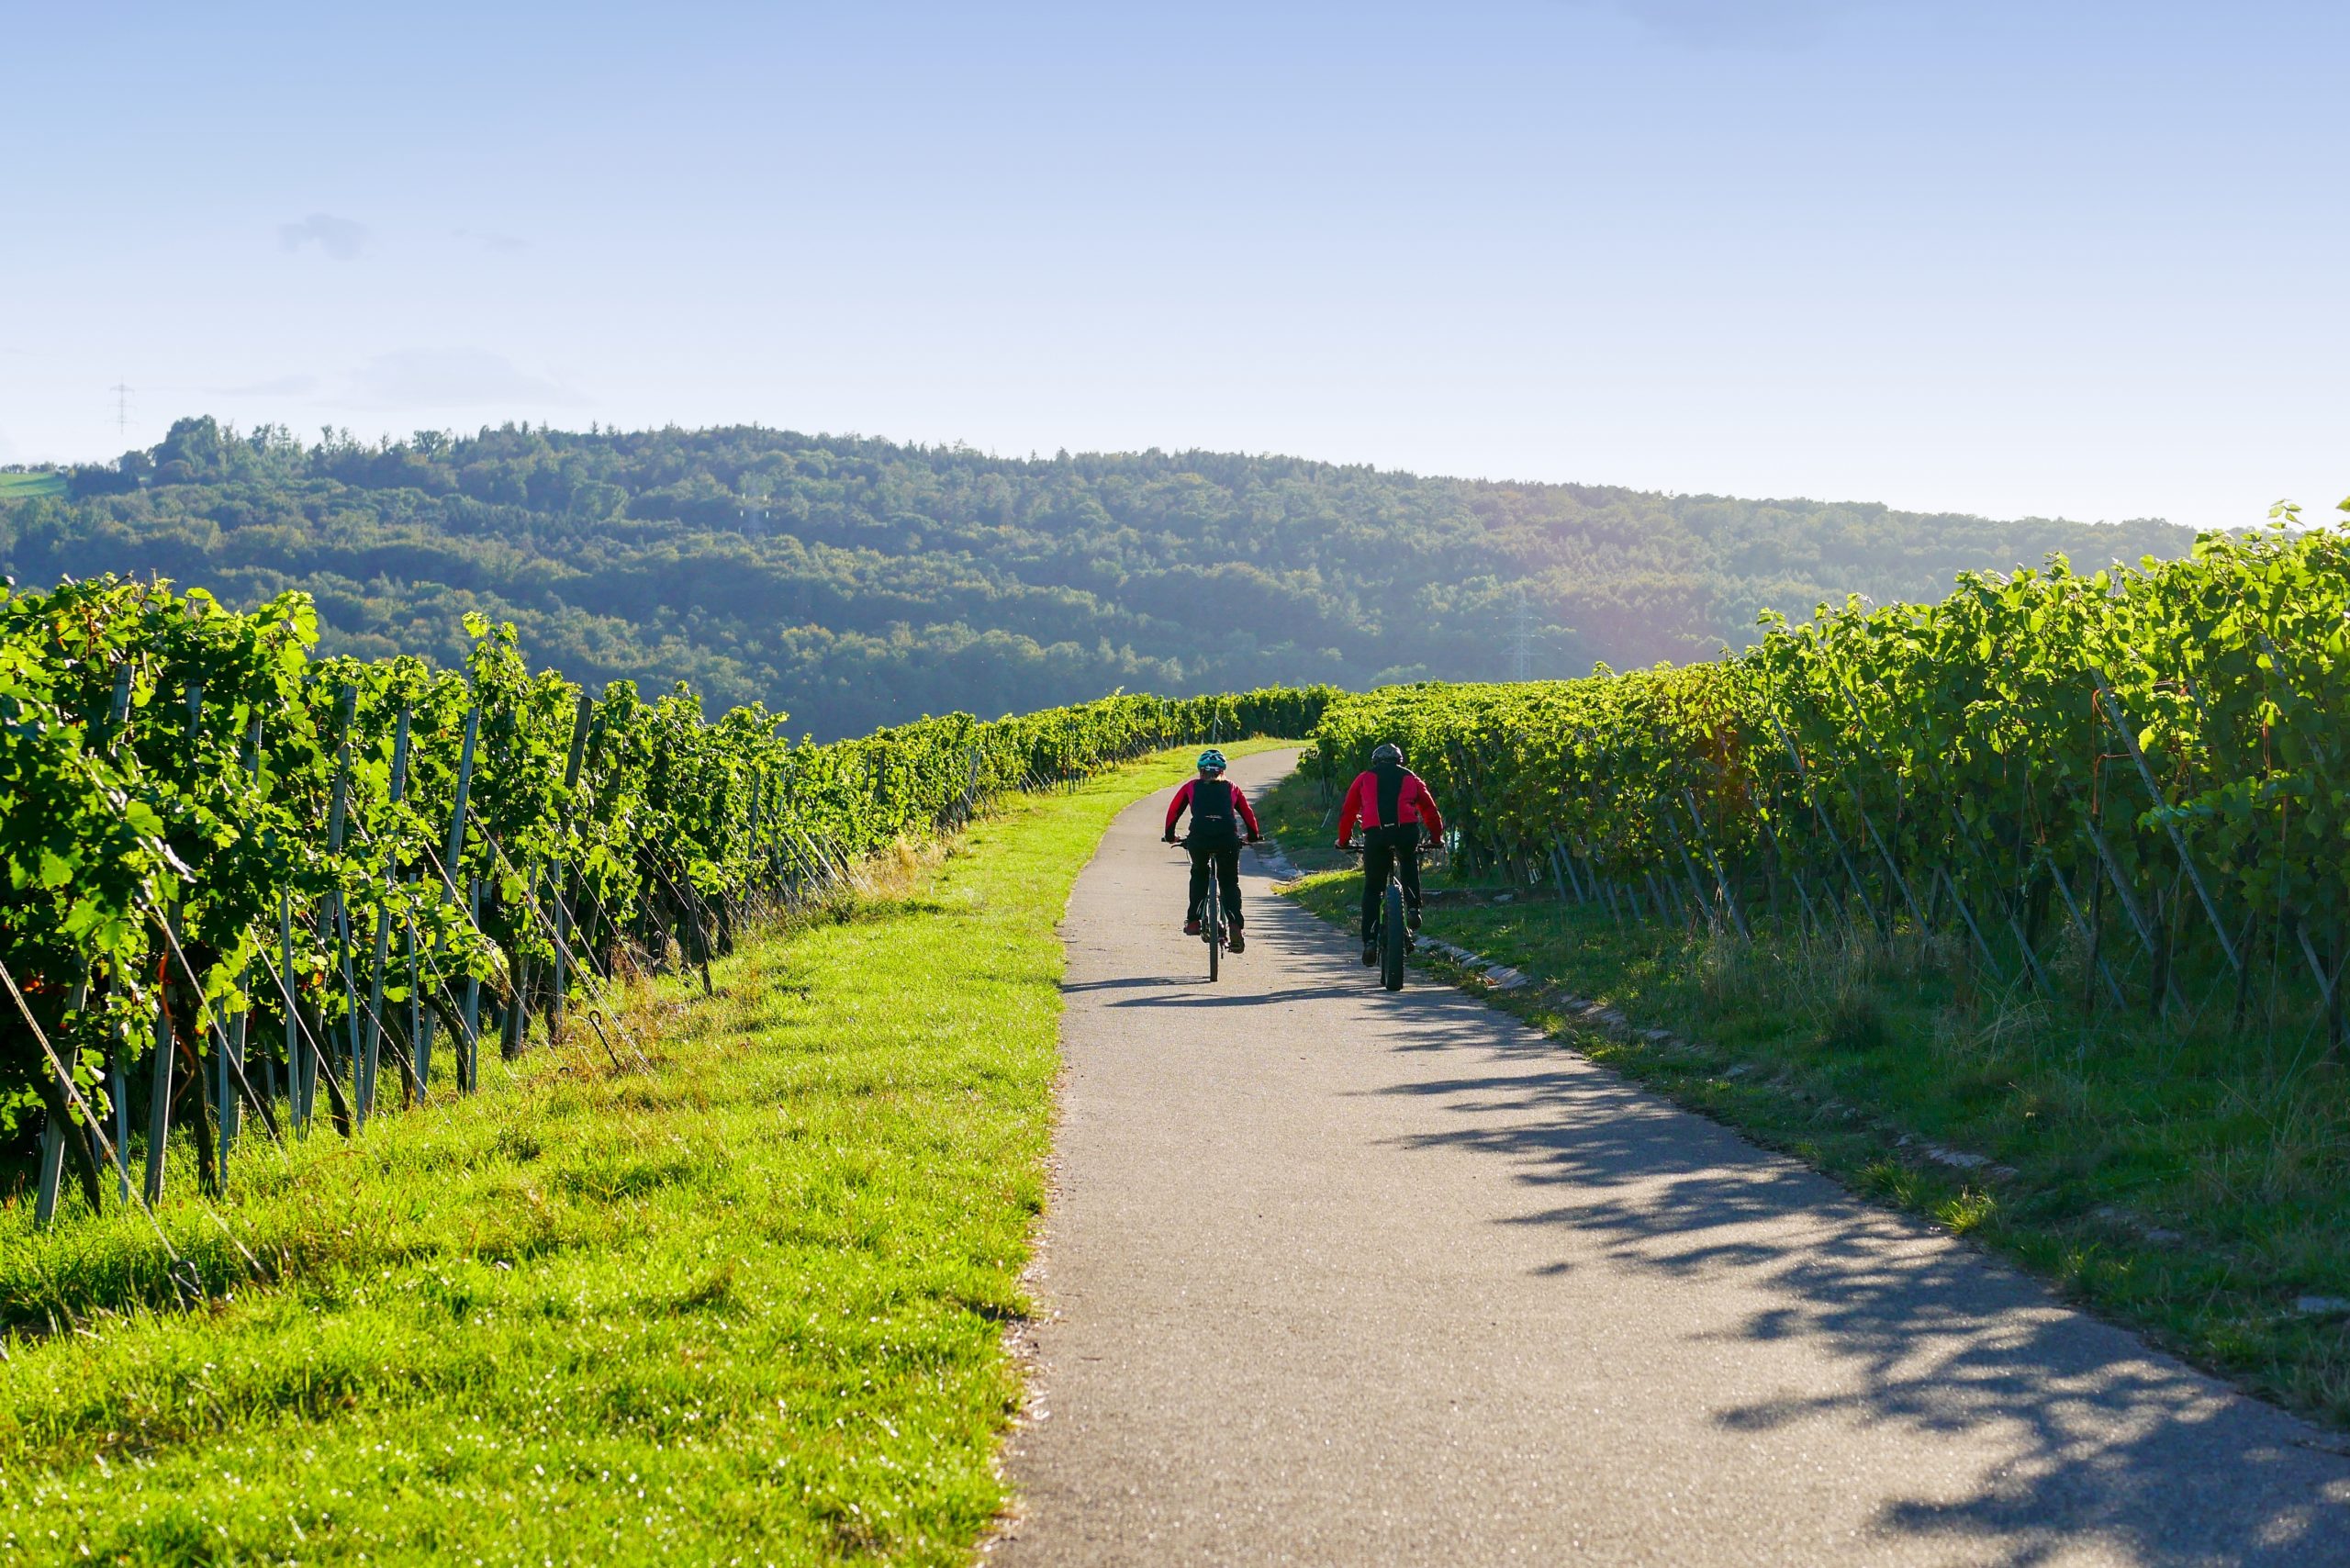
[1259,767,2350,1433]
[0,745,1273,1565]
[0,472,65,499]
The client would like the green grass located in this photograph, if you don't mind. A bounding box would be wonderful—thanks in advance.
[0,472,66,499]
[1260,765,2350,1432]
[0,745,1277,1565]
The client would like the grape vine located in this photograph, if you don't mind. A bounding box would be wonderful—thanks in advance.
[1312,510,2350,1039]
[0,574,1333,1220]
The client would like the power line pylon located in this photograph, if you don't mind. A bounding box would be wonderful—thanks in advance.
[1506,599,1538,682]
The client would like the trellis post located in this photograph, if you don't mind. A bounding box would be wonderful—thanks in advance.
[37,667,134,1226]
[142,684,207,1203]
[218,714,263,1163]
[1765,708,1886,936]
[442,705,481,1088]
[1679,786,1751,940]
[2091,669,2241,974]
[320,683,359,1132]
[280,894,307,1127]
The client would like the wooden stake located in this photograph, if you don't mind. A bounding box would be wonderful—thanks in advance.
[358,707,411,1124]
[218,714,263,1165]
[143,682,204,1204]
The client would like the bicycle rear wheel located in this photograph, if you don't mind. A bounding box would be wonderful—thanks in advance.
[1380,880,1406,991]
[1205,877,1223,982]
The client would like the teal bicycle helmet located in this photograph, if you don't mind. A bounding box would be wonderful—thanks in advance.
[1197,748,1228,772]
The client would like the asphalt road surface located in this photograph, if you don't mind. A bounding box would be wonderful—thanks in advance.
[997,749,2350,1566]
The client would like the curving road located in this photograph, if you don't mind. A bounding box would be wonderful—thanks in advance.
[997,750,2350,1566]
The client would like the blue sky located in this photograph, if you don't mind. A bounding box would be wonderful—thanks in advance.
[2,0,2343,527]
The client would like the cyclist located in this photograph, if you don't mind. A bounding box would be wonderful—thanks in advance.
[1163,748,1261,953]
[1336,743,1445,966]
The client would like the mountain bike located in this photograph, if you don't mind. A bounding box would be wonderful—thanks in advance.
[1347,843,1412,991]
[1178,834,1227,981]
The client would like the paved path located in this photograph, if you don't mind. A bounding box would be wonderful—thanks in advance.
[998,750,2350,1566]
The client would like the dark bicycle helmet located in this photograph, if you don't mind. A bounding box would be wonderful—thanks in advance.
[1197,748,1228,772]
[1371,742,1404,766]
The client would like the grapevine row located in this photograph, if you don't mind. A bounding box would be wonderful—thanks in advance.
[0,574,1333,1226]
[1312,512,2350,1039]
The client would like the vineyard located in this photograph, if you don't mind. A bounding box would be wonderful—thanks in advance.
[17,508,2350,1277]
[0,572,1331,1235]
[1311,508,2350,1049]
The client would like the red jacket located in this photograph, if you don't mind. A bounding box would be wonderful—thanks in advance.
[1165,777,1261,838]
[1337,767,1443,846]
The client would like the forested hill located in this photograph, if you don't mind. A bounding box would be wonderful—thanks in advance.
[1,418,2195,738]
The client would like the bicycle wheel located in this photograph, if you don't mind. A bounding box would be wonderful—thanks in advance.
[1381,879,1406,991]
[1205,876,1222,982]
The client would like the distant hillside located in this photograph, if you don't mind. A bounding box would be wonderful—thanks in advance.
[0,418,2197,738]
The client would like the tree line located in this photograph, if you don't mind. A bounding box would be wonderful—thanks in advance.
[0,417,2196,738]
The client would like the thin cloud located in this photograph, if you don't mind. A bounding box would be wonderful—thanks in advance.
[341,349,587,410]
[278,212,370,260]
[218,374,323,397]
[454,227,531,253]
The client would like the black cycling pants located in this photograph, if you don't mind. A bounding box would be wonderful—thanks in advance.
[1186,839,1243,928]
[1360,824,1423,939]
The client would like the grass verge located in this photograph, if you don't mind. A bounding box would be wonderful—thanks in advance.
[1259,764,2350,1433]
[0,745,1272,1565]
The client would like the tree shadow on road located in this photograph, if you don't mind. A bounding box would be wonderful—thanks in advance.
[1365,1042,2350,1565]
